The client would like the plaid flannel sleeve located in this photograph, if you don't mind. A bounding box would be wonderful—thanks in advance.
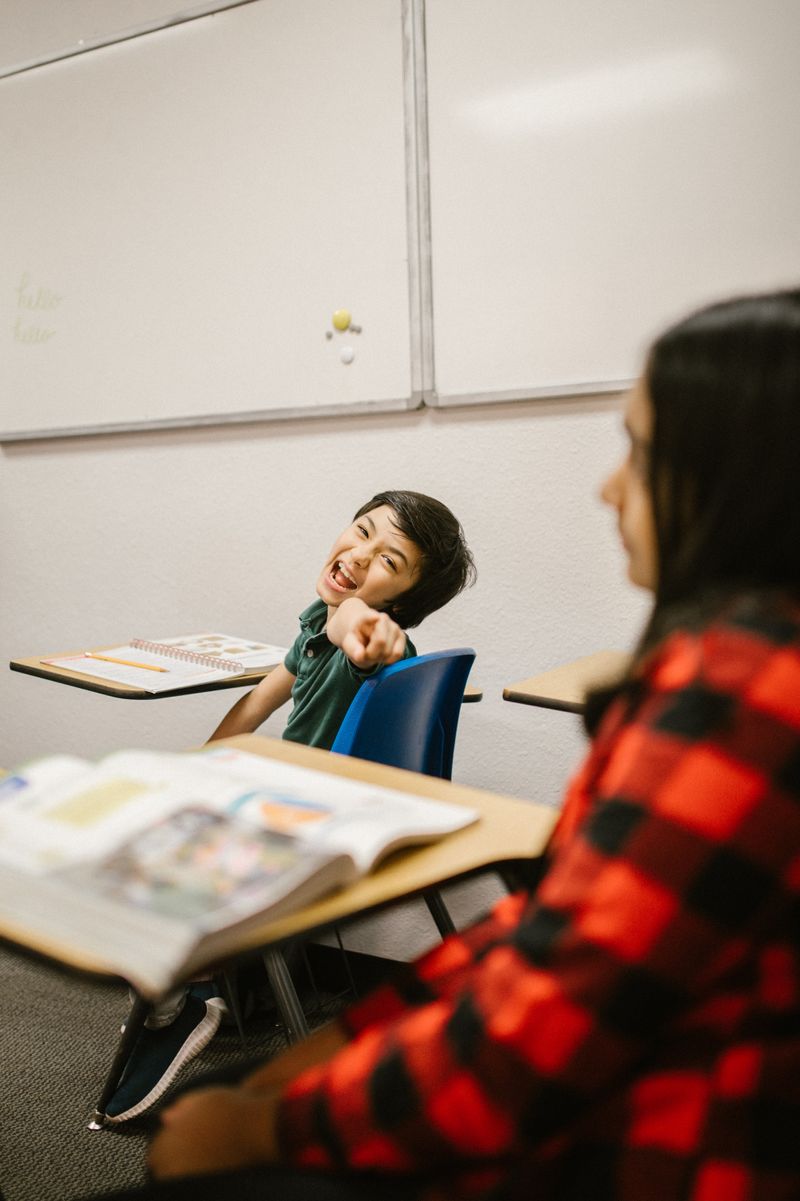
[336,891,533,1039]
[277,623,800,1174]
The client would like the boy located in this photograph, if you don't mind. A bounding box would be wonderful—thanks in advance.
[103,490,475,1124]
[207,489,476,749]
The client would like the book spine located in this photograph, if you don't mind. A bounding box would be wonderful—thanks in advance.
[130,639,242,672]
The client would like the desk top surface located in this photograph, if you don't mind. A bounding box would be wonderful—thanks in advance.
[9,647,274,700]
[0,734,552,985]
[503,650,630,713]
[10,650,483,702]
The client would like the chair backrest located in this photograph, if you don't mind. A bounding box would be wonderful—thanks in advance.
[330,648,476,781]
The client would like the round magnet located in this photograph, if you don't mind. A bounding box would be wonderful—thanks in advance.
[332,309,352,332]
[340,346,355,364]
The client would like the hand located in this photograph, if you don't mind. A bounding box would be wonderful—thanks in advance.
[329,599,407,669]
[148,1086,279,1180]
[241,1020,348,1092]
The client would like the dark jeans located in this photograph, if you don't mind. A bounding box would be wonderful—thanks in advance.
[0,1171,428,1201]
[61,1167,428,1201]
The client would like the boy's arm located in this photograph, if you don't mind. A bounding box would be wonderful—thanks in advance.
[327,597,407,669]
[206,663,295,742]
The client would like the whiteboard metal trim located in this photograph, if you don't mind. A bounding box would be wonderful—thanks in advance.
[0,0,259,79]
[0,395,421,444]
[403,0,434,401]
[429,379,632,408]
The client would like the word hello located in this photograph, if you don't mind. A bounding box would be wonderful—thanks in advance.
[13,272,62,344]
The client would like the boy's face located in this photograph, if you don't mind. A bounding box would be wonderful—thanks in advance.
[317,504,422,614]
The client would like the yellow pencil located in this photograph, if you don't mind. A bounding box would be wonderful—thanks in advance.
[87,653,168,673]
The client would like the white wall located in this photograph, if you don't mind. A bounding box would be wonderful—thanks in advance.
[0,394,647,956]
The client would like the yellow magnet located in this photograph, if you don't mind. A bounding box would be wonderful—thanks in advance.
[332,309,352,332]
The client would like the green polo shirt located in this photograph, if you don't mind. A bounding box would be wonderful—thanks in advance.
[282,599,416,751]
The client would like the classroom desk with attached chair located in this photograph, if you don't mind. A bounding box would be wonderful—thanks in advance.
[9,647,482,702]
[0,733,551,1127]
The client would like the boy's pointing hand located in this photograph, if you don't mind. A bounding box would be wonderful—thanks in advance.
[327,598,407,669]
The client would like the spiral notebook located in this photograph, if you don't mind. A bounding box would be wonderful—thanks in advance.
[43,633,287,693]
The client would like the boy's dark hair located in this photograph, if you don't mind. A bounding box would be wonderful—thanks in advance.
[353,490,476,628]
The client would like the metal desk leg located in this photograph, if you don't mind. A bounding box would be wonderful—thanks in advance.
[424,888,456,938]
[262,949,309,1044]
[88,994,149,1130]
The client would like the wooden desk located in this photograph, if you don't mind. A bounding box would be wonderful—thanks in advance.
[10,650,482,702]
[0,733,554,986]
[9,647,274,700]
[503,650,630,714]
[0,734,553,1122]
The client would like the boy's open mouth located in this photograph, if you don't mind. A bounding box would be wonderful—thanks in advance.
[331,560,358,590]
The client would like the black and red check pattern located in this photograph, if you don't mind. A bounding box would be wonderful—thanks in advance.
[277,596,800,1200]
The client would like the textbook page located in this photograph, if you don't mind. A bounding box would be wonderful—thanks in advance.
[0,747,477,873]
[43,633,287,692]
[0,747,478,995]
[128,633,287,669]
[203,746,479,873]
[42,651,226,692]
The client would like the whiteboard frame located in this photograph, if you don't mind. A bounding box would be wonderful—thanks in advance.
[0,0,427,442]
[405,0,435,402]
[428,379,632,408]
[0,396,422,443]
[0,1,258,80]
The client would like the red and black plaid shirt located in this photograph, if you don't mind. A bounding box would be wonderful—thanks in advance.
[277,595,800,1201]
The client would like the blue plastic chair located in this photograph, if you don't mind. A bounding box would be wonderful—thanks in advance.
[331,647,477,937]
[330,647,476,780]
[263,649,477,1041]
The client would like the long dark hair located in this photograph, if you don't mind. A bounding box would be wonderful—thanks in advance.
[586,288,800,732]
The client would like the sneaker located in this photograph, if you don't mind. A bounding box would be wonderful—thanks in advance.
[104,984,225,1124]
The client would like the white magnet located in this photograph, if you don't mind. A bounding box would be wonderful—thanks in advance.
[340,346,355,365]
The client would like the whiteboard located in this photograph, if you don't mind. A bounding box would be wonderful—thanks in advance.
[424,0,800,405]
[0,0,416,438]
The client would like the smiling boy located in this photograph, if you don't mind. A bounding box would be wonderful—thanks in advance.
[103,491,475,1126]
[208,489,476,750]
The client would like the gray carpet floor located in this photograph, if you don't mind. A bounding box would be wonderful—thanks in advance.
[0,944,340,1201]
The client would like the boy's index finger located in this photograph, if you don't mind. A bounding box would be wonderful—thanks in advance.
[341,632,370,665]
[367,611,395,641]
[369,616,405,661]
[341,612,392,668]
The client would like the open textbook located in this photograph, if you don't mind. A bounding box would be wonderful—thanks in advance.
[0,746,477,997]
[43,632,288,693]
